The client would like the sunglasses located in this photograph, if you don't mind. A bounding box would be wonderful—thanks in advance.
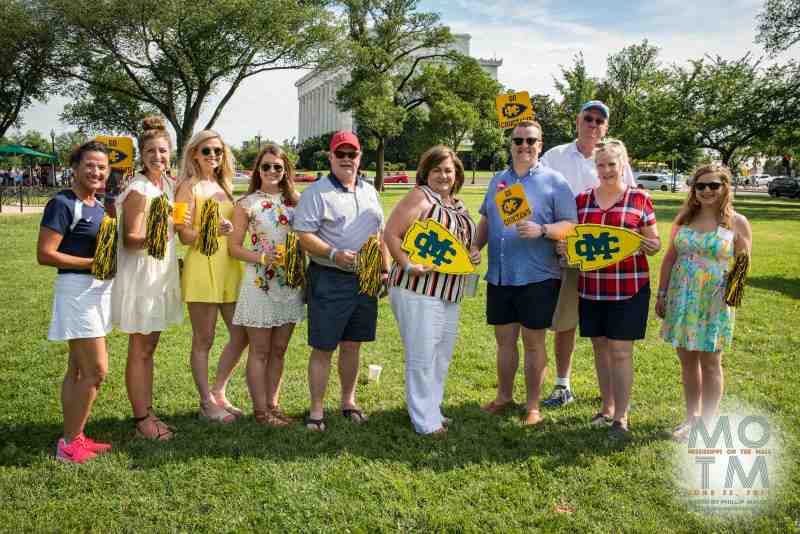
[583,115,606,125]
[334,150,359,160]
[694,182,723,191]
[512,137,538,146]
[200,147,224,157]
[260,163,284,173]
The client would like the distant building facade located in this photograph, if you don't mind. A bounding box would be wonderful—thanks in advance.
[295,34,502,144]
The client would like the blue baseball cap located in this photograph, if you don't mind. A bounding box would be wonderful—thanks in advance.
[580,100,610,119]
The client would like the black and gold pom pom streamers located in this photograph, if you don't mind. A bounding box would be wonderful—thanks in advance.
[284,232,306,289]
[91,216,117,280]
[357,235,382,297]
[724,253,750,307]
[196,198,220,256]
[144,193,170,259]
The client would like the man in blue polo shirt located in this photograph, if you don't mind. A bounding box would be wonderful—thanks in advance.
[470,120,577,425]
[293,131,389,432]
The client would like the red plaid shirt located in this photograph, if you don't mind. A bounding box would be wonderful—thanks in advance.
[576,187,656,301]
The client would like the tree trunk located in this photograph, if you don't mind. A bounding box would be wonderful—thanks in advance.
[375,136,385,192]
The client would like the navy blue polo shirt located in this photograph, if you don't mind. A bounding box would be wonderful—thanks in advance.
[40,190,105,274]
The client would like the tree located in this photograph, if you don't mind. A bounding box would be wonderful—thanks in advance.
[656,55,800,166]
[336,0,455,190]
[756,0,800,55]
[530,94,572,152]
[553,52,598,138]
[46,0,339,155]
[54,131,89,164]
[0,0,57,138]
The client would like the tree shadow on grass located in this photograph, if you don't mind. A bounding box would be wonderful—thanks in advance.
[0,402,666,473]
[748,275,800,299]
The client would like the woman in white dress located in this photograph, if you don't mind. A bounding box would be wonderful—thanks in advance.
[229,144,305,426]
[112,116,185,439]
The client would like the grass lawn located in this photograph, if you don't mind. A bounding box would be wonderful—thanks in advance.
[1,191,798,533]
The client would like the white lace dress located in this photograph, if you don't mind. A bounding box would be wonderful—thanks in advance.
[111,174,183,334]
[232,191,305,328]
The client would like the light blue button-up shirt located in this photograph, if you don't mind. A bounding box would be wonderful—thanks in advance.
[479,163,577,286]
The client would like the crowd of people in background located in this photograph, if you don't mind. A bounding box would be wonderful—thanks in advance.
[36,99,752,464]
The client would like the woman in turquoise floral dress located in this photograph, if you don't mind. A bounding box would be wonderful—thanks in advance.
[656,165,751,440]
[229,144,305,427]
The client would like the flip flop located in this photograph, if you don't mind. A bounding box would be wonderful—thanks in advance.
[341,408,368,424]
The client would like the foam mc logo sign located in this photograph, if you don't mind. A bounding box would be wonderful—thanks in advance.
[494,183,532,226]
[564,224,644,271]
[495,91,534,129]
[401,219,474,275]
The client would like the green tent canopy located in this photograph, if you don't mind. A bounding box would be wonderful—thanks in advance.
[0,144,56,160]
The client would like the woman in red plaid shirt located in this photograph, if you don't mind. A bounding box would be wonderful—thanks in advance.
[559,139,661,441]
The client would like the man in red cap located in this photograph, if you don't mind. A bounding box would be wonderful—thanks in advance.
[293,131,390,431]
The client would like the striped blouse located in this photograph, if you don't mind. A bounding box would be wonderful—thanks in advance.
[389,186,477,304]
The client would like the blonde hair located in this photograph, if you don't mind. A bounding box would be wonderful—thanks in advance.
[247,144,297,205]
[138,115,171,175]
[178,130,235,201]
[675,164,734,229]
[593,138,629,168]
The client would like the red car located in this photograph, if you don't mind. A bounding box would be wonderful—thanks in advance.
[294,174,318,183]
[383,173,409,184]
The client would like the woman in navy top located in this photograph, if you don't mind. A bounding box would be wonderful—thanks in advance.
[37,141,114,464]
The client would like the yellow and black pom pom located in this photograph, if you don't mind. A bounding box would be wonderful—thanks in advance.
[357,235,383,297]
[724,253,749,307]
[196,198,220,256]
[144,193,170,259]
[284,232,306,289]
[92,216,117,280]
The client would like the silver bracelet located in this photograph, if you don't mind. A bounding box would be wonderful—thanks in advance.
[403,262,412,274]
[328,248,338,262]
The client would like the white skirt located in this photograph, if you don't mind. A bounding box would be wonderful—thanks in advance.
[232,264,305,328]
[48,273,113,341]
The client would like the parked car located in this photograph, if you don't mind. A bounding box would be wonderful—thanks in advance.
[294,173,318,183]
[635,172,674,191]
[233,171,250,183]
[768,176,800,198]
[383,172,410,184]
[749,174,773,186]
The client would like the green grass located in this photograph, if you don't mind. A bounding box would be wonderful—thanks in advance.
[1,191,799,533]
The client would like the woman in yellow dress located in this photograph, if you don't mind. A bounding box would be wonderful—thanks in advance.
[175,130,246,423]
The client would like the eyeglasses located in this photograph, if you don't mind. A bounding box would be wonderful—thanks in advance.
[583,115,606,125]
[200,147,224,157]
[260,163,284,173]
[694,182,723,191]
[512,137,538,146]
[334,150,359,160]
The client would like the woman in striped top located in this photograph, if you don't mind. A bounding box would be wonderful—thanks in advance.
[385,145,480,435]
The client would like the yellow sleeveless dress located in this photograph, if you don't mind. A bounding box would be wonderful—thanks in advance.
[181,182,243,303]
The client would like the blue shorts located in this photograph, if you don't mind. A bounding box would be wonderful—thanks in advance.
[307,263,378,351]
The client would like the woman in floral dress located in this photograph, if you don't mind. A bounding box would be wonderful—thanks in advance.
[656,164,752,440]
[229,144,305,426]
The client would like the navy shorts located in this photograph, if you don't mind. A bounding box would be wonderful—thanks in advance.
[486,278,561,330]
[307,263,378,351]
[579,284,651,341]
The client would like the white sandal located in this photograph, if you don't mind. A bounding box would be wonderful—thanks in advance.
[200,399,235,423]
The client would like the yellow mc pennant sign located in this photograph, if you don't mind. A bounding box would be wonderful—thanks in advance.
[565,224,644,272]
[495,183,532,226]
[495,91,534,129]
[401,219,474,274]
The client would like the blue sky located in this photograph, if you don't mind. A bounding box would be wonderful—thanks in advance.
[20,0,785,149]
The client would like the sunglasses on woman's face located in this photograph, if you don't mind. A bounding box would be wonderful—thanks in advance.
[695,182,723,191]
[200,147,224,157]
[260,163,284,173]
[512,137,538,146]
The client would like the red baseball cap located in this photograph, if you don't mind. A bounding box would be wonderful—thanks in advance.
[330,131,361,152]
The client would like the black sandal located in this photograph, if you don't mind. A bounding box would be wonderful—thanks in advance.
[341,408,368,424]
[304,414,326,432]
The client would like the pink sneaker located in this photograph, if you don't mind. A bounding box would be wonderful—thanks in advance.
[56,437,97,464]
[77,433,112,454]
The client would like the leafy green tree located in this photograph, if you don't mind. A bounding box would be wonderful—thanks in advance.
[0,0,57,138]
[530,94,572,152]
[336,0,455,190]
[756,0,800,55]
[54,130,89,164]
[297,133,334,171]
[46,0,339,155]
[553,52,598,138]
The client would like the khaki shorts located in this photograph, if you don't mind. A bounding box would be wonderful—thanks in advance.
[550,268,579,332]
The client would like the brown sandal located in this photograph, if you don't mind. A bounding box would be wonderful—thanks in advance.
[267,405,295,424]
[254,409,290,427]
[134,409,175,441]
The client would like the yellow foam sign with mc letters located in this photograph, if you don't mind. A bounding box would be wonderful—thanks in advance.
[95,135,135,170]
[401,219,474,274]
[494,183,532,226]
[564,224,644,272]
[495,91,534,129]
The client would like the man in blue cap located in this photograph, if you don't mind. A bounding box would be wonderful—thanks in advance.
[539,100,636,415]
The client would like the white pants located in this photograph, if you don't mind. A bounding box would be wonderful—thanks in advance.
[390,286,461,434]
